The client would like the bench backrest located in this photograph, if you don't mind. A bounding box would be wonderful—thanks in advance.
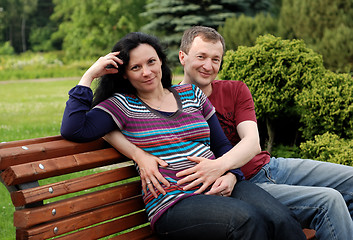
[0,136,158,240]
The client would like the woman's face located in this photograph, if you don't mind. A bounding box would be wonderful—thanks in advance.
[124,44,163,94]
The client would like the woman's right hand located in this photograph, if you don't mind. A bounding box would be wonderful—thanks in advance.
[103,130,170,198]
[78,52,123,87]
[135,150,170,198]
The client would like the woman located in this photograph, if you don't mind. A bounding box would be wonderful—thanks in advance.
[61,32,305,240]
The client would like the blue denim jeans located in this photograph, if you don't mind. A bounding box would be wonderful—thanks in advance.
[250,157,353,240]
[154,180,306,240]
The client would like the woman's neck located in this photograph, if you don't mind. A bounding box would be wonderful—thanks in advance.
[137,87,171,110]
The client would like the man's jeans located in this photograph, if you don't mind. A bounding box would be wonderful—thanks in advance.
[155,180,306,240]
[250,157,353,240]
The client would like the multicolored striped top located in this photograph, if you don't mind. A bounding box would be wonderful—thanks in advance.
[95,84,216,226]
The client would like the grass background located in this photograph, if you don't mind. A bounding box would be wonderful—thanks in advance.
[0,79,79,239]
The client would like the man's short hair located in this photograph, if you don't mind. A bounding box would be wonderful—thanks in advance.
[180,26,226,55]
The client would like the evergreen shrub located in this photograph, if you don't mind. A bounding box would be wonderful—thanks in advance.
[300,132,353,166]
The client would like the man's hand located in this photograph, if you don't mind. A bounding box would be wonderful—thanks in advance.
[176,156,227,194]
[205,172,237,196]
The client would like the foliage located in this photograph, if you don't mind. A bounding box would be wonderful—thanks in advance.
[218,34,326,150]
[271,144,301,158]
[0,41,14,55]
[0,0,39,52]
[317,24,353,72]
[219,13,277,50]
[219,34,324,120]
[141,0,275,65]
[51,0,147,60]
[28,0,57,52]
[278,0,353,72]
[0,51,90,80]
[296,71,353,140]
[300,132,353,166]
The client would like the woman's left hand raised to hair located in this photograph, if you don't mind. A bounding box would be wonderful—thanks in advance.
[78,51,123,88]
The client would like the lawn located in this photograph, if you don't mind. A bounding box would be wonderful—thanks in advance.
[0,79,79,239]
[0,79,79,142]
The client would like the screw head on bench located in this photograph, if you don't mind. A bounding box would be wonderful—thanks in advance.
[21,146,29,150]
[52,209,56,216]
[39,164,44,170]
[49,187,54,193]
[53,227,58,234]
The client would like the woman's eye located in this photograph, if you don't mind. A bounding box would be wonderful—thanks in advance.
[148,59,156,64]
[131,65,140,71]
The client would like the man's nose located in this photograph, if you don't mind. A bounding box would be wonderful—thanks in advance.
[203,58,212,70]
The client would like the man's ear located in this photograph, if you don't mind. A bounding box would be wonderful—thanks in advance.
[179,51,186,66]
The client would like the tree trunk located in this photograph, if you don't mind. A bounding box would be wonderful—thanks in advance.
[21,15,26,52]
[265,117,275,153]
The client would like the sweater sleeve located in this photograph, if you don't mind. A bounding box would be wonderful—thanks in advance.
[60,85,117,142]
[208,114,244,181]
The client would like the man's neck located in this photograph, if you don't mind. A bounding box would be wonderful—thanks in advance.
[180,78,213,97]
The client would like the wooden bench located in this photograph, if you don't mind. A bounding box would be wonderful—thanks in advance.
[0,135,316,240]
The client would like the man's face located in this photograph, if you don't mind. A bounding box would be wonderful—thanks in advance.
[179,36,223,88]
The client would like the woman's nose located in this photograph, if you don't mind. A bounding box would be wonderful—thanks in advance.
[143,66,152,76]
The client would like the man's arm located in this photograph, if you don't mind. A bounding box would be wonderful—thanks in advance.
[176,120,261,193]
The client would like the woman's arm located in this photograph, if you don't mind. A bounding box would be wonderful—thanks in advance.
[61,52,123,142]
[103,130,170,198]
[60,86,117,142]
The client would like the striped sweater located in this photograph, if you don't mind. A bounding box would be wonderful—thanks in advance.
[95,84,216,226]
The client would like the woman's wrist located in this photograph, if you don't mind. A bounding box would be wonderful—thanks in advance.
[78,72,95,87]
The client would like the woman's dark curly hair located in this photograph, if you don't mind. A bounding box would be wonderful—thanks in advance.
[92,32,172,107]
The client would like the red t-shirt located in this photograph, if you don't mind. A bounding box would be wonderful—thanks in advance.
[208,80,270,179]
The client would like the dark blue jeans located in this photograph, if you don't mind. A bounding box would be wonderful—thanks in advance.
[154,180,306,240]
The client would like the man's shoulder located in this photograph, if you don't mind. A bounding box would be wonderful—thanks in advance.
[213,79,246,86]
[212,80,248,92]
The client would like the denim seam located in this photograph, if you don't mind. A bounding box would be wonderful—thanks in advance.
[158,222,229,236]
[289,205,338,240]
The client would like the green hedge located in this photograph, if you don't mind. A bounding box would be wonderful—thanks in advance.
[300,132,353,166]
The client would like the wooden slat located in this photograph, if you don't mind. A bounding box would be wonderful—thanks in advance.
[111,225,157,240]
[16,197,146,240]
[0,135,62,149]
[0,138,107,170]
[1,148,126,186]
[11,164,137,207]
[303,229,316,239]
[14,181,142,228]
[56,211,150,240]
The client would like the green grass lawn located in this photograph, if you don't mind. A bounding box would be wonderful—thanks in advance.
[0,79,79,239]
[0,79,79,142]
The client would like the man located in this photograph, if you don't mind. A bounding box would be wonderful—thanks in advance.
[177,26,353,240]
